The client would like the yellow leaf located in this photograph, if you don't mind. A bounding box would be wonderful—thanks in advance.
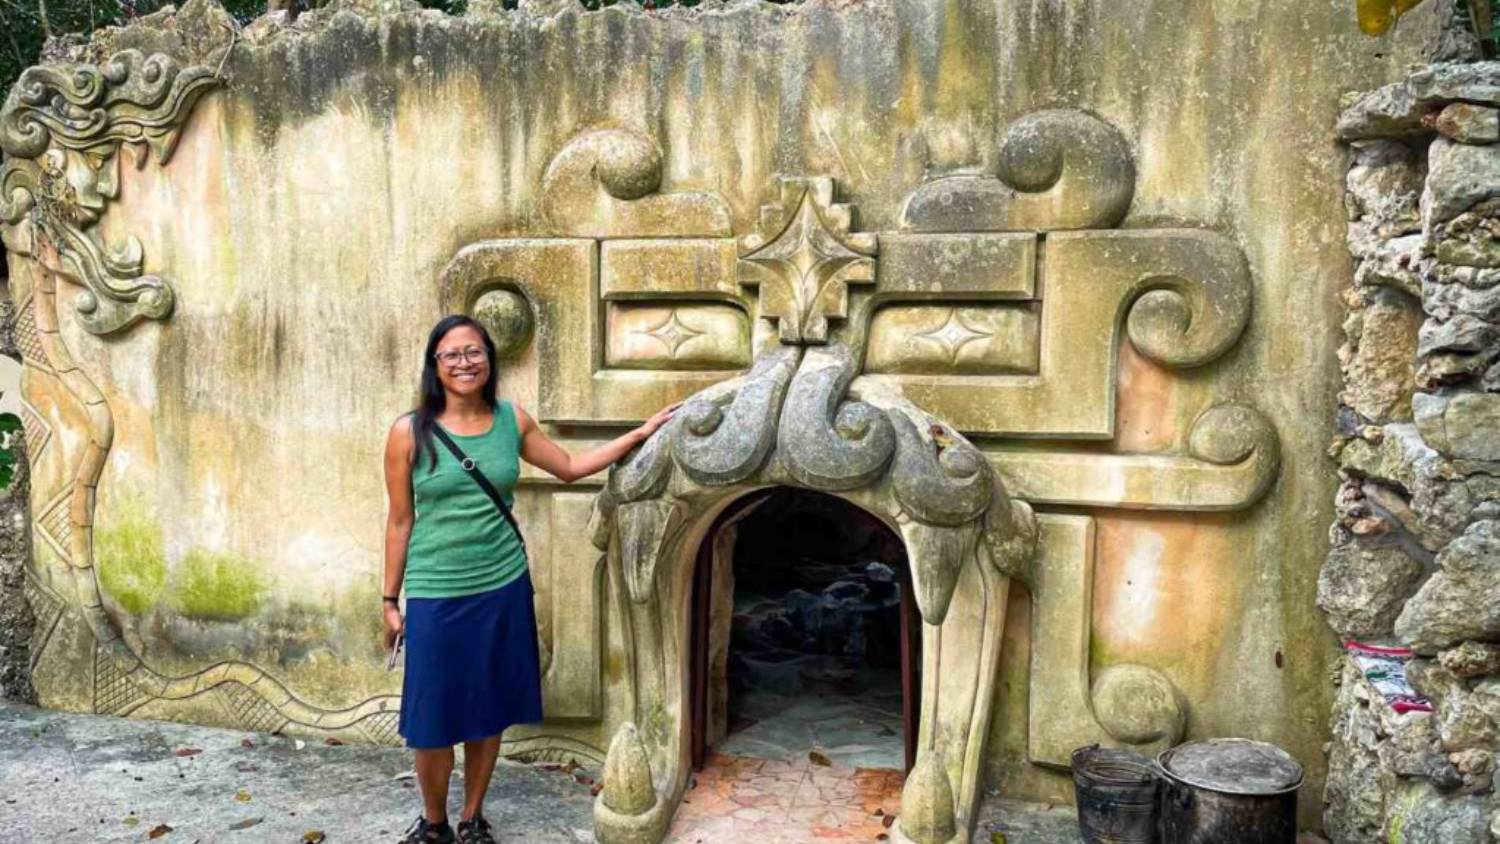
[1356,0,1395,35]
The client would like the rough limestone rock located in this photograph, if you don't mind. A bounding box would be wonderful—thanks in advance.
[1439,641,1500,678]
[1433,103,1500,144]
[1319,542,1426,637]
[1395,520,1500,652]
[1407,62,1500,107]
[1424,139,1500,226]
[1344,294,1423,423]
[1418,314,1500,358]
[1383,783,1492,844]
[1326,660,1393,844]
[1414,393,1500,461]
[1338,80,1438,141]
[1423,278,1500,324]
[1347,142,1427,247]
[1433,204,1500,267]
[1433,679,1499,753]
[1356,234,1429,298]
[1339,424,1441,493]
[1337,63,1500,141]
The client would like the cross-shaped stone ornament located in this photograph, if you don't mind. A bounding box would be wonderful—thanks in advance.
[738,178,876,345]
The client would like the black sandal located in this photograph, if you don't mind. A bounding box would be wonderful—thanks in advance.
[457,813,496,844]
[400,816,456,844]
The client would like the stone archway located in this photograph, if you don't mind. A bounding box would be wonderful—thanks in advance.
[685,485,922,776]
[586,341,1036,844]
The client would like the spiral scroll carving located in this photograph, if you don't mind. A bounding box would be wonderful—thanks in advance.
[1123,231,1253,368]
[1185,403,1282,506]
[673,345,801,487]
[889,411,992,527]
[776,343,895,491]
[900,108,1135,233]
[539,127,731,238]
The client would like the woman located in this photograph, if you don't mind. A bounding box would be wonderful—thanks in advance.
[382,314,676,844]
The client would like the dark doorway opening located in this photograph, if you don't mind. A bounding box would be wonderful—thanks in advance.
[688,488,919,774]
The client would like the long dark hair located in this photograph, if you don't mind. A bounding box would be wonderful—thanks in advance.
[411,314,499,470]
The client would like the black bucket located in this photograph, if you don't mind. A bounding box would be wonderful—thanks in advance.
[1072,745,1160,844]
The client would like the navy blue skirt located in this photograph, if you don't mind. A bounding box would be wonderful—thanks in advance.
[398,572,544,749]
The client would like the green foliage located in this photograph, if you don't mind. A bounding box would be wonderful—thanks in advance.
[0,412,19,491]
[1456,0,1500,55]
[0,0,262,104]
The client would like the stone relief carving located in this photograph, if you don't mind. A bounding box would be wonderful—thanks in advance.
[0,49,218,335]
[3,45,403,741]
[539,127,732,239]
[776,343,895,491]
[583,336,1030,844]
[739,178,877,344]
[900,109,1135,233]
[0,43,1290,839]
[458,112,1282,844]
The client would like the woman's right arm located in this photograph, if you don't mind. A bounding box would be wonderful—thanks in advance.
[382,415,416,650]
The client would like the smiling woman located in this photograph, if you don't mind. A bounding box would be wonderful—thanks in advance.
[379,314,675,844]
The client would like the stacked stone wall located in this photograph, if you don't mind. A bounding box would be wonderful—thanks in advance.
[1322,60,1500,843]
[0,286,32,705]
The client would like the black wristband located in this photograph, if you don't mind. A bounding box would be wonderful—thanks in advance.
[382,595,400,605]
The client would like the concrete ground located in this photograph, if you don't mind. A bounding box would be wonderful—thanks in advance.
[0,701,1082,843]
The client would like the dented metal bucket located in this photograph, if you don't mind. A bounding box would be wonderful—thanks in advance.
[1072,745,1160,844]
[1156,738,1302,844]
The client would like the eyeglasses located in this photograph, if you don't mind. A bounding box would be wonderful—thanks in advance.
[435,346,486,367]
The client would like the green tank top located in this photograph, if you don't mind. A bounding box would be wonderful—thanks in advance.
[404,402,528,599]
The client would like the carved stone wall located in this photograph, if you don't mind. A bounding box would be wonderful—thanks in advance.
[0,0,1443,834]
[1320,60,1500,844]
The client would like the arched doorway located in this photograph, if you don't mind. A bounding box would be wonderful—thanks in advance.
[687,488,921,774]
[588,343,1036,844]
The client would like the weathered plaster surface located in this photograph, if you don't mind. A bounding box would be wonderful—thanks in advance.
[0,0,1442,836]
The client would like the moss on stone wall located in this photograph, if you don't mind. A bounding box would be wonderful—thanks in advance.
[95,512,168,616]
[166,549,266,621]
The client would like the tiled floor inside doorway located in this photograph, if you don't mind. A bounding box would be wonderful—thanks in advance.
[666,752,905,843]
[666,679,908,842]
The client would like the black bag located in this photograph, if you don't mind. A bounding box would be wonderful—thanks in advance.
[430,425,528,558]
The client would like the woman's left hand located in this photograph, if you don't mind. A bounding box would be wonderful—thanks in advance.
[638,402,681,438]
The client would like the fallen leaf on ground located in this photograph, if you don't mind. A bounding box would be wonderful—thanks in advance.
[173,748,203,758]
[808,750,832,766]
[123,816,139,827]
[990,833,1007,844]
[241,738,255,749]
[233,789,252,803]
[148,823,173,838]
[302,832,326,843]
[324,737,344,746]
[228,817,263,830]
[294,740,306,750]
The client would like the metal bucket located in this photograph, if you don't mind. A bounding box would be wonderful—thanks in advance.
[1072,744,1160,844]
[1156,738,1302,844]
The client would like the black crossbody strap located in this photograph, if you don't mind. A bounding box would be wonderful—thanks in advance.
[430,425,527,557]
